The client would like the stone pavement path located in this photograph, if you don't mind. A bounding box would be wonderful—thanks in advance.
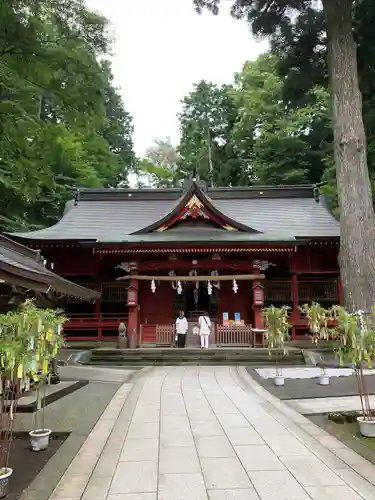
[49,366,375,500]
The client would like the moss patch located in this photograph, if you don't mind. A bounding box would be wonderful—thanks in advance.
[309,413,375,465]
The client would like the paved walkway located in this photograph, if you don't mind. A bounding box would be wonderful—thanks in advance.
[49,366,375,499]
[58,364,138,383]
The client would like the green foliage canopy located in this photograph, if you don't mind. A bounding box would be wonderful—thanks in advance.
[0,0,136,232]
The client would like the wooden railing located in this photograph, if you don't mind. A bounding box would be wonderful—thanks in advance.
[156,325,174,345]
[64,312,128,329]
[139,324,174,346]
[215,325,252,347]
[139,324,157,345]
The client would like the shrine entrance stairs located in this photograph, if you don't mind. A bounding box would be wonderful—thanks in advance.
[85,347,305,367]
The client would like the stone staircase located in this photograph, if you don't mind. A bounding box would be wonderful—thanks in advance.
[85,347,305,367]
[185,321,202,347]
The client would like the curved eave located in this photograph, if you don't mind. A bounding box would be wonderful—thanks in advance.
[6,234,98,245]
[0,259,101,300]
[132,181,260,234]
[81,238,306,248]
[0,235,101,300]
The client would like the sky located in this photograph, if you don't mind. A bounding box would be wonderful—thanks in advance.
[87,0,268,157]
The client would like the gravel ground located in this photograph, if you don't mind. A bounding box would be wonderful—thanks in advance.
[8,435,66,500]
[248,367,375,400]
[14,381,121,432]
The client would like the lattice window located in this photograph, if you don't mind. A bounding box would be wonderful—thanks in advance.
[102,284,128,302]
[264,280,292,303]
[298,280,338,302]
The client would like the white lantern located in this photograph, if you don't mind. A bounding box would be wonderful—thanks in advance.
[207,281,212,295]
[151,280,156,293]
[177,280,182,295]
[232,279,238,294]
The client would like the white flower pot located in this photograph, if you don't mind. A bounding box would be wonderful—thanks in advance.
[0,468,12,498]
[29,429,52,451]
[357,416,375,437]
[274,376,285,386]
[318,374,330,386]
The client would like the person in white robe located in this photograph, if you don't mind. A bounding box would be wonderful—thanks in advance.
[175,311,188,348]
[198,312,211,349]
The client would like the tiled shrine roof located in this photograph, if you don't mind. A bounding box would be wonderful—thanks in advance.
[9,181,339,244]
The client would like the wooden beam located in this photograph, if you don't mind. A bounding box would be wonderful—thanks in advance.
[118,274,265,281]
[135,259,254,272]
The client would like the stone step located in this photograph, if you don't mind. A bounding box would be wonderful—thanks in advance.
[85,347,305,367]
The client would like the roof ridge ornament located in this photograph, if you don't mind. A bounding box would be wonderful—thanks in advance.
[132,177,261,234]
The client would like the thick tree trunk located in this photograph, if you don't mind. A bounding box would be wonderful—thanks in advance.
[323,0,375,312]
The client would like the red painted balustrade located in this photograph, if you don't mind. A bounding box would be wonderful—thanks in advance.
[63,313,128,341]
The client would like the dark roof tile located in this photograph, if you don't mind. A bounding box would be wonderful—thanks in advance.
[0,235,100,299]
[10,184,339,242]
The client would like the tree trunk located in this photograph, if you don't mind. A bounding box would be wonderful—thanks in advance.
[323,0,375,312]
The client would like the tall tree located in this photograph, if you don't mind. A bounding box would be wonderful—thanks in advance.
[194,0,375,312]
[270,0,375,199]
[138,138,181,188]
[178,80,250,186]
[0,0,136,231]
[232,53,330,185]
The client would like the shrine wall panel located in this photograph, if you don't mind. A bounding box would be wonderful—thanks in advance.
[139,280,173,324]
[289,248,309,273]
[42,249,100,276]
[218,281,252,325]
[289,245,339,273]
[309,245,338,272]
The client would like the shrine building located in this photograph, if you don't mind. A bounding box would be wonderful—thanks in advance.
[8,178,340,345]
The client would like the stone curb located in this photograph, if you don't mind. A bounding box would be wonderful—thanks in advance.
[18,382,121,500]
[47,367,151,500]
[236,366,375,496]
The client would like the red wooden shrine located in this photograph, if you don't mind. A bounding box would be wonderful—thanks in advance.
[8,179,341,343]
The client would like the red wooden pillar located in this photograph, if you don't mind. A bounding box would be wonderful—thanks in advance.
[252,263,264,330]
[291,274,299,340]
[337,277,343,305]
[127,262,139,345]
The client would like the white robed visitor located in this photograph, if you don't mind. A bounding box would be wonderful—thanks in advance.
[175,313,188,348]
[198,314,211,349]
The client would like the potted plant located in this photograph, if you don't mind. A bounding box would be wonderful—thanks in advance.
[262,305,291,386]
[333,307,375,437]
[28,306,65,452]
[300,302,331,385]
[0,305,35,497]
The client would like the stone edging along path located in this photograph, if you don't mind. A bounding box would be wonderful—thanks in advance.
[19,367,151,500]
[46,367,152,500]
[236,366,375,493]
